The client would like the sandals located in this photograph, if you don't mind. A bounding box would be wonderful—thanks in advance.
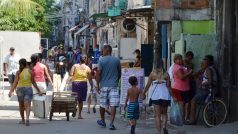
[163,128,169,134]
[25,120,30,126]
[78,116,84,119]
[19,120,25,124]
[93,107,96,113]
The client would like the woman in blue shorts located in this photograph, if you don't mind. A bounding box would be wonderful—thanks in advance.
[8,58,42,126]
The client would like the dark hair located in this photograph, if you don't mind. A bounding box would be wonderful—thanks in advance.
[80,55,87,63]
[185,51,194,58]
[128,76,138,86]
[134,49,141,55]
[68,47,73,51]
[103,45,112,53]
[156,59,164,69]
[204,55,214,65]
[37,53,43,60]
[31,54,39,66]
[10,47,15,51]
[19,58,27,70]
[173,54,183,62]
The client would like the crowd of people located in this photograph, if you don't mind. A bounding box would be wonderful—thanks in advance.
[142,52,219,134]
[4,47,52,126]
[2,46,219,134]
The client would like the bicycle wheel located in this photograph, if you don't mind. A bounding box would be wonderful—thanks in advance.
[203,99,227,127]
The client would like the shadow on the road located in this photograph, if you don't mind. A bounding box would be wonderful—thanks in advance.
[0,105,18,110]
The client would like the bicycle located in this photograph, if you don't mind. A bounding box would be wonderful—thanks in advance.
[196,88,227,127]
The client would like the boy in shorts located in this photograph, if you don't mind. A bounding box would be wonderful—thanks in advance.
[125,76,141,134]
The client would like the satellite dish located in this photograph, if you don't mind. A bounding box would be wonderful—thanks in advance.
[121,19,136,33]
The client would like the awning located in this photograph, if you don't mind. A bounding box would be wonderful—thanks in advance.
[68,25,80,32]
[75,24,90,35]
[90,13,108,19]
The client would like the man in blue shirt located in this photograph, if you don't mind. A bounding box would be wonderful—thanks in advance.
[73,47,82,64]
[96,45,121,130]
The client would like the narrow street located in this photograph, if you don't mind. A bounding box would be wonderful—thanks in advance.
[0,0,238,134]
[0,86,166,134]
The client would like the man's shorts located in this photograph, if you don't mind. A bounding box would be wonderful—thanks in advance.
[16,87,33,102]
[99,87,120,108]
[127,102,139,120]
[193,88,210,104]
[8,74,15,84]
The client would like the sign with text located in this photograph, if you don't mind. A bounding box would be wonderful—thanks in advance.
[120,68,144,105]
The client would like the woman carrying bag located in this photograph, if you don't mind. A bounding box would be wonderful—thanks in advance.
[142,64,173,134]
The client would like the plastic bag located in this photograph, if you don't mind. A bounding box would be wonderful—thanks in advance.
[169,100,183,126]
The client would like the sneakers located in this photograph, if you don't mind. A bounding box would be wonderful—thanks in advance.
[97,120,116,130]
[97,120,106,127]
[109,124,116,130]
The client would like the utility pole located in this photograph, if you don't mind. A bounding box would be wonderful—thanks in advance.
[153,1,161,70]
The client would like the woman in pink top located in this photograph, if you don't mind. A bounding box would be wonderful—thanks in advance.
[172,54,192,122]
[31,54,53,94]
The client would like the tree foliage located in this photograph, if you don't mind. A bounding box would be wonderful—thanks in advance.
[0,0,56,35]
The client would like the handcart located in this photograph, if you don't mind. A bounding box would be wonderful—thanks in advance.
[49,92,77,121]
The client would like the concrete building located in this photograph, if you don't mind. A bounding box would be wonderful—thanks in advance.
[153,0,215,69]
[216,0,238,122]
[60,0,90,50]
[153,0,238,122]
[88,0,154,75]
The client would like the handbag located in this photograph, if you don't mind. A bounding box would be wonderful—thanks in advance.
[149,82,158,106]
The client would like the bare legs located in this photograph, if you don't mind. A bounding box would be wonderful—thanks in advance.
[87,94,97,113]
[78,101,83,119]
[186,102,191,121]
[18,101,31,126]
[110,106,116,125]
[100,107,106,122]
[18,101,25,123]
[99,106,116,124]
[87,94,92,113]
[154,105,169,134]
[178,101,185,122]
[129,120,136,134]
[189,99,196,123]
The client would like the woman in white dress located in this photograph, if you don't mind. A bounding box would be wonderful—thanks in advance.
[142,66,174,134]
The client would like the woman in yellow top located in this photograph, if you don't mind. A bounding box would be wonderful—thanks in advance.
[8,58,42,126]
[70,55,93,119]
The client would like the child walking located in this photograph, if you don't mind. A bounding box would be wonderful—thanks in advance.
[86,72,97,114]
[125,76,141,134]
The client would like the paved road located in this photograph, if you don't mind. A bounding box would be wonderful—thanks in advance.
[0,81,159,134]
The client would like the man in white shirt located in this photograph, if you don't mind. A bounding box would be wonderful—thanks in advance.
[3,47,21,88]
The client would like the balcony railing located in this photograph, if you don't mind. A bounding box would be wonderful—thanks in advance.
[127,0,151,10]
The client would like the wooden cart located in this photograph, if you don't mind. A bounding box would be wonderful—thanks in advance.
[49,92,77,121]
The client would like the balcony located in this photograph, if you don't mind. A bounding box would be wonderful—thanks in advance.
[127,0,152,10]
